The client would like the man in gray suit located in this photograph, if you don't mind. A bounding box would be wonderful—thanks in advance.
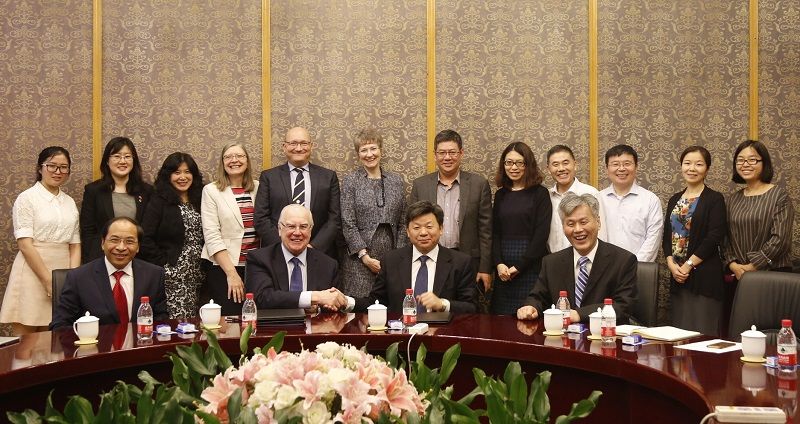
[410,130,492,307]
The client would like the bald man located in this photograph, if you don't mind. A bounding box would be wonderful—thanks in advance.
[254,127,342,259]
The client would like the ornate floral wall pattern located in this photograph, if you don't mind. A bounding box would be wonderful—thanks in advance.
[0,0,93,335]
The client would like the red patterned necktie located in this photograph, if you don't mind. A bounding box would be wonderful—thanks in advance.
[112,270,129,324]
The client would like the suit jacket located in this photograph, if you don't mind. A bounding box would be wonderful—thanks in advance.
[200,180,260,264]
[354,245,477,313]
[523,240,638,323]
[50,258,168,330]
[253,163,341,259]
[139,192,195,266]
[662,186,727,299]
[79,179,153,263]
[410,171,492,274]
[244,243,339,309]
[341,168,407,255]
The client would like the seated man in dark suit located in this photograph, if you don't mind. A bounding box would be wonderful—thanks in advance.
[245,204,344,310]
[350,200,477,313]
[517,193,637,324]
[50,217,168,330]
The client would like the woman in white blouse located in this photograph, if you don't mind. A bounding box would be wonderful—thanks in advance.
[0,147,81,335]
[201,143,260,315]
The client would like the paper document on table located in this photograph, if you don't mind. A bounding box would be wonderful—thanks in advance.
[0,336,19,347]
[632,326,701,341]
[674,339,742,354]
[616,325,646,336]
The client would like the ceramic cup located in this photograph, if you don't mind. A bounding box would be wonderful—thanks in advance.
[73,311,99,343]
[589,311,602,337]
[741,363,767,396]
[199,299,222,326]
[740,325,766,360]
[367,301,387,328]
[543,307,563,333]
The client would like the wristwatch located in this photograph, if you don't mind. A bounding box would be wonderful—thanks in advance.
[685,258,694,268]
[358,250,368,259]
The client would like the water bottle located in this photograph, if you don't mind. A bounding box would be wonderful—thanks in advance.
[137,296,153,340]
[600,298,616,343]
[778,319,797,373]
[556,290,571,329]
[402,288,417,327]
[241,293,257,335]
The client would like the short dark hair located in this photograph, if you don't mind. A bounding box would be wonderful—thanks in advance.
[732,139,773,184]
[546,145,575,162]
[680,145,712,168]
[604,144,638,166]
[154,152,204,209]
[494,142,543,189]
[100,137,148,195]
[101,216,143,241]
[406,200,444,227]
[36,146,71,181]
[434,129,463,150]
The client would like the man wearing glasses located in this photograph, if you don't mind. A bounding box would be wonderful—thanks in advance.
[410,129,492,311]
[599,144,663,262]
[254,127,342,260]
[246,204,344,310]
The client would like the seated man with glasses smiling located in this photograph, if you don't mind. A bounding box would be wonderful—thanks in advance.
[245,204,344,311]
[50,217,168,329]
[254,127,342,260]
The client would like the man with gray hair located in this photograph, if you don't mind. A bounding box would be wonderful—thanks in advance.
[517,193,637,324]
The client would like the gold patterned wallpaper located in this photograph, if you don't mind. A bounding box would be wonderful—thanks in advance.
[2,0,800,335]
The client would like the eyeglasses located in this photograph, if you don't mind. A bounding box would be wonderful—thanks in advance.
[504,160,526,168]
[736,158,763,166]
[284,141,312,149]
[109,154,133,162]
[280,222,311,232]
[435,150,461,158]
[105,237,138,246]
[43,163,70,174]
[608,161,635,169]
[223,153,247,161]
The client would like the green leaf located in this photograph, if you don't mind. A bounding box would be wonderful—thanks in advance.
[509,372,527,417]
[385,342,400,368]
[262,331,286,354]
[170,355,191,394]
[555,390,602,423]
[456,385,482,406]
[6,410,42,424]
[135,382,155,424]
[530,371,551,422]
[194,410,222,424]
[44,391,61,419]
[503,361,522,386]
[240,323,253,355]
[235,407,258,424]
[95,393,114,423]
[138,370,162,386]
[227,387,243,422]
[415,342,428,364]
[63,396,94,424]
[439,343,461,383]
[176,344,215,376]
[204,328,234,371]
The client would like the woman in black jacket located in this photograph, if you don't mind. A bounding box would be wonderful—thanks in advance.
[80,137,152,263]
[140,152,204,319]
[663,146,727,336]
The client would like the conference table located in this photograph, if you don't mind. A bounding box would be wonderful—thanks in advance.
[0,313,796,423]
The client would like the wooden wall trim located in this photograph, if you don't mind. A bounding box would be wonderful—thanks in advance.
[426,0,436,173]
[92,0,103,179]
[749,0,759,140]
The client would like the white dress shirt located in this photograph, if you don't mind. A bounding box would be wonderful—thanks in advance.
[104,257,134,317]
[280,244,312,308]
[411,245,450,312]
[548,178,608,253]
[287,163,311,209]
[599,182,663,262]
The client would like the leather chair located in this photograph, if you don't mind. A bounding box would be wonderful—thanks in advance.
[631,262,659,327]
[51,269,70,317]
[729,271,800,340]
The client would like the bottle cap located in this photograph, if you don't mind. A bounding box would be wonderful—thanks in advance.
[604,298,612,305]
[782,319,792,327]
[406,288,413,295]
[141,296,150,303]
[246,293,254,300]
[559,290,567,297]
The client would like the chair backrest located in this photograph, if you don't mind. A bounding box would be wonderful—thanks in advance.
[51,269,70,317]
[631,261,659,327]
[729,271,800,340]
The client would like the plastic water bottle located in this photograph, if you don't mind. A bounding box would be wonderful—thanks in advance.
[137,296,153,340]
[600,298,616,343]
[402,288,417,327]
[778,319,797,372]
[556,290,571,329]
[241,293,257,335]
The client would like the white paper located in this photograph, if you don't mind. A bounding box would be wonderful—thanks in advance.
[674,338,742,354]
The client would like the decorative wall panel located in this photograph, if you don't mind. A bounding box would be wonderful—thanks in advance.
[436,0,590,187]
[270,0,427,183]
[0,0,93,333]
[102,0,263,183]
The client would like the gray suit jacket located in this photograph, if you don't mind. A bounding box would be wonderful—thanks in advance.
[341,168,407,256]
[410,170,492,274]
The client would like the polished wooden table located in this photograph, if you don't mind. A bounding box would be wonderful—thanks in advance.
[0,314,796,423]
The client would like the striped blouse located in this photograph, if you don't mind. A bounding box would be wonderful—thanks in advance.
[723,185,794,270]
[232,187,260,266]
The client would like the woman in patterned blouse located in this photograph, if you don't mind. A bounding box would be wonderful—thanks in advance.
[662,146,727,336]
[140,152,205,319]
[201,143,260,316]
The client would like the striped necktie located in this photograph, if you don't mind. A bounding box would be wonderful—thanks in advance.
[575,256,589,307]
[289,257,303,291]
[414,255,429,313]
[292,168,305,206]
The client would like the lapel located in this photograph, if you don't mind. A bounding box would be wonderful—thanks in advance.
[130,259,146,320]
[308,163,319,211]
[432,246,452,296]
[423,173,438,203]
[555,249,577,301]
[584,241,611,298]
[221,187,244,228]
[93,259,119,322]
[271,244,291,291]
[398,246,414,293]
[100,190,115,222]
[278,164,292,205]
[457,173,469,230]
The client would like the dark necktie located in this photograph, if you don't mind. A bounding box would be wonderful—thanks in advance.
[112,270,129,324]
[414,255,429,313]
[575,256,589,307]
[289,257,303,291]
[292,168,305,206]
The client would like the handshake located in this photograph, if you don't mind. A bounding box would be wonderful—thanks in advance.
[312,287,349,312]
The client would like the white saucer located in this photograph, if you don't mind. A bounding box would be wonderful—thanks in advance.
[202,324,222,330]
[367,325,388,331]
[740,356,766,363]
[74,339,98,346]
[543,330,564,336]
[587,334,602,340]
